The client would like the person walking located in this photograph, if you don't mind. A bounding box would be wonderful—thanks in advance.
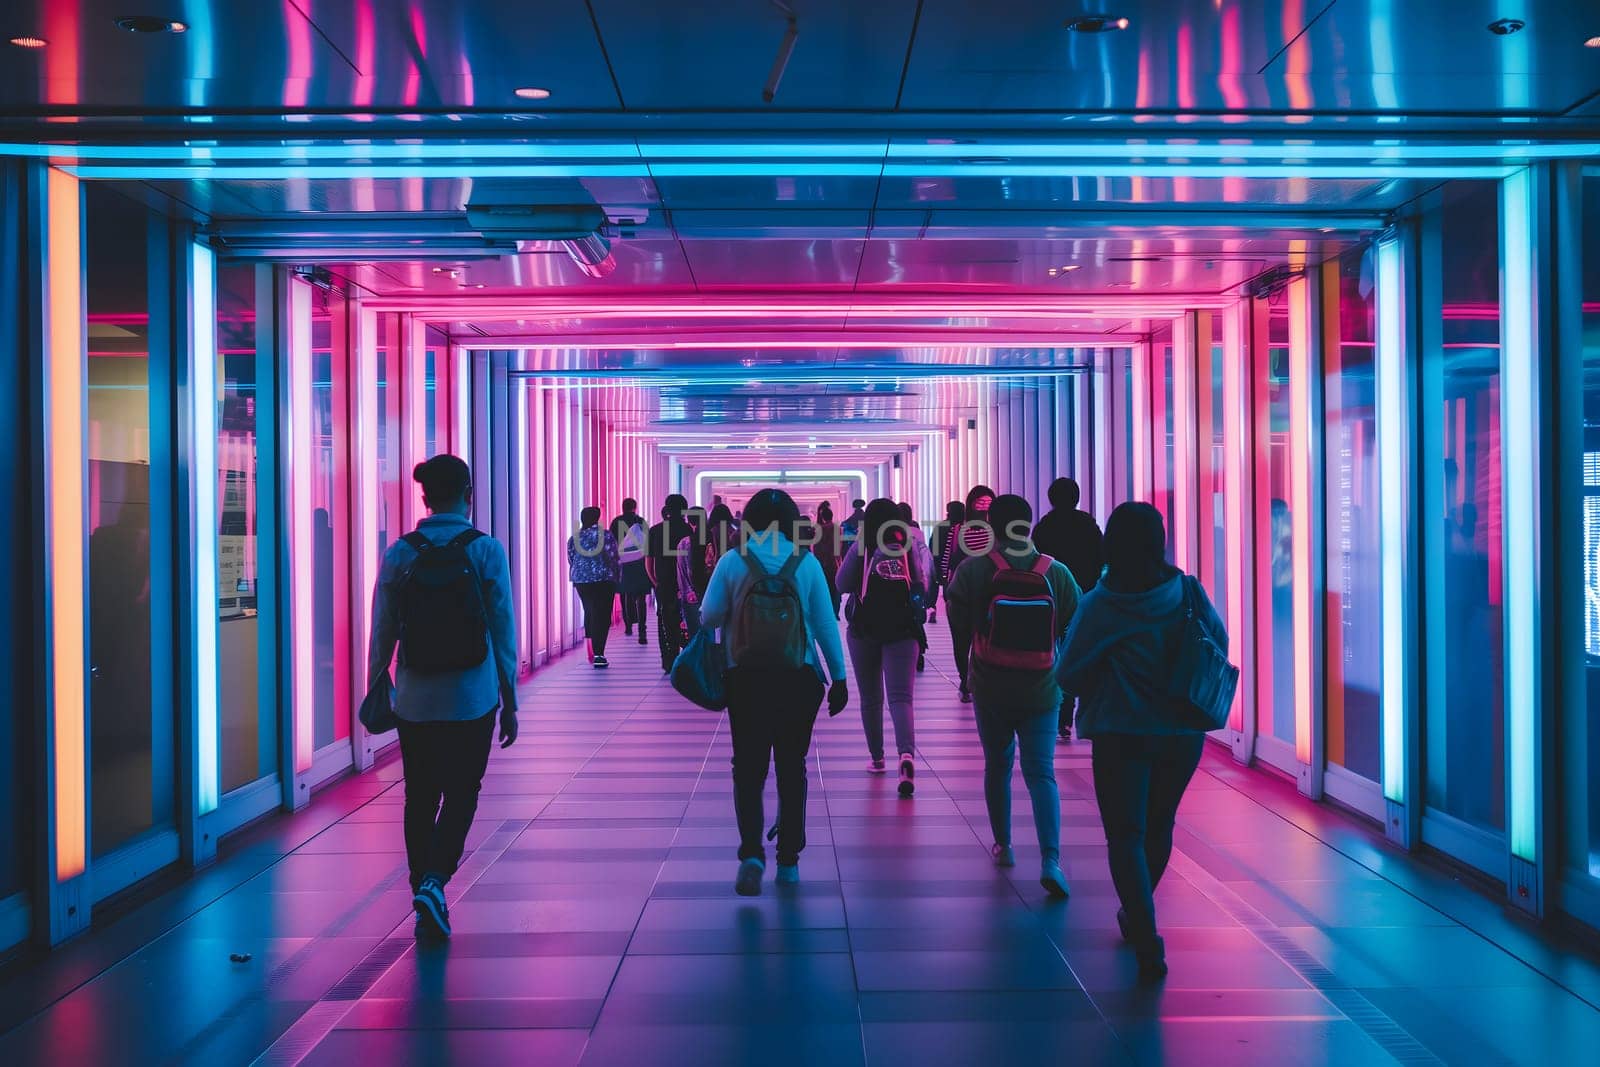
[1031,477,1104,739]
[942,484,996,703]
[837,499,925,795]
[812,501,843,617]
[929,500,965,625]
[568,505,620,668]
[365,455,518,940]
[646,494,693,673]
[698,489,849,896]
[898,501,935,673]
[611,498,651,644]
[947,493,1080,899]
[841,498,866,543]
[1058,502,1225,983]
[676,506,710,638]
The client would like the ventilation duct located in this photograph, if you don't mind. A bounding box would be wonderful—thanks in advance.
[465,203,619,278]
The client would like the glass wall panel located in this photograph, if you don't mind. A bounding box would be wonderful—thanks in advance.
[310,290,351,751]
[425,328,449,457]
[376,314,402,558]
[1204,313,1228,626]
[1424,182,1505,836]
[1152,323,1176,559]
[85,184,172,857]
[0,164,27,919]
[216,264,276,794]
[1259,299,1296,750]
[1570,174,1600,885]
[1325,247,1382,782]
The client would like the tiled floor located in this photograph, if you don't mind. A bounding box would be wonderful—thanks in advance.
[3,624,1600,1065]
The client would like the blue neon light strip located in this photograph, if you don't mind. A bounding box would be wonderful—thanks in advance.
[1376,236,1406,805]
[57,160,1516,182]
[4,139,1598,164]
[192,242,221,816]
[1500,169,1537,863]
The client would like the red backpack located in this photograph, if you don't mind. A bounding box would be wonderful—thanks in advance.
[972,551,1058,671]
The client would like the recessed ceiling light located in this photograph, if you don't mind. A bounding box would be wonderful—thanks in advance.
[1586,35,1600,48]
[8,35,47,48]
[514,87,552,100]
[1065,15,1130,33]
[114,15,187,34]
[1486,18,1526,37]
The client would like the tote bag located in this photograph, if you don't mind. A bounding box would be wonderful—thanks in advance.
[671,627,727,710]
[359,672,398,734]
[1164,576,1238,731]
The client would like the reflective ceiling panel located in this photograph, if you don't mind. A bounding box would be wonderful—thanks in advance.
[680,239,867,288]
[587,0,918,109]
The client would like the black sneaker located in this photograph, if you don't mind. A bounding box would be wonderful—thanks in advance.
[413,876,451,939]
[593,655,609,669]
[960,685,973,704]
[916,654,925,673]
[897,755,915,797]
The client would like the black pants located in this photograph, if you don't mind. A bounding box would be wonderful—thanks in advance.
[657,588,685,670]
[949,622,972,689]
[1090,732,1206,951]
[620,591,649,634]
[576,580,616,654]
[397,712,496,893]
[726,667,825,867]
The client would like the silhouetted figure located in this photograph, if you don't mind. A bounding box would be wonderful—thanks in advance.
[366,455,519,941]
[929,500,965,624]
[611,498,651,642]
[646,495,693,673]
[676,506,710,638]
[1031,477,1104,738]
[1058,502,1225,983]
[569,505,620,668]
[942,484,996,702]
[811,501,842,617]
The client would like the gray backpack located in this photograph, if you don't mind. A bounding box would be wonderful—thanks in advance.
[727,552,809,671]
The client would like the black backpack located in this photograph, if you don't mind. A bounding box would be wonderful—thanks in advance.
[849,551,917,643]
[398,529,492,674]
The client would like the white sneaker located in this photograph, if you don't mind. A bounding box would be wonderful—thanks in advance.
[867,757,887,774]
[991,843,1016,868]
[775,864,800,885]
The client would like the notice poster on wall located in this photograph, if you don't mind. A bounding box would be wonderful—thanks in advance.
[219,535,247,617]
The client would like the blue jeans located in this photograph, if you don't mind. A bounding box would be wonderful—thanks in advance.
[974,704,1060,864]
[847,633,918,760]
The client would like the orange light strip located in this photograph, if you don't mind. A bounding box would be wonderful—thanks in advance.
[47,167,86,880]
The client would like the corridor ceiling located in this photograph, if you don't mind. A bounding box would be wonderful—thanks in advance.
[6,2,1597,444]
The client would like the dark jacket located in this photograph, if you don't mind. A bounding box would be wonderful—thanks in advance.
[1057,570,1226,739]
[946,542,1081,715]
[1031,508,1104,594]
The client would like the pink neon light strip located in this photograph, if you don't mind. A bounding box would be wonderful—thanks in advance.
[1288,278,1315,764]
[289,281,315,772]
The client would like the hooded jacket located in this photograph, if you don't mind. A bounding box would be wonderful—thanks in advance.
[1056,570,1226,739]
